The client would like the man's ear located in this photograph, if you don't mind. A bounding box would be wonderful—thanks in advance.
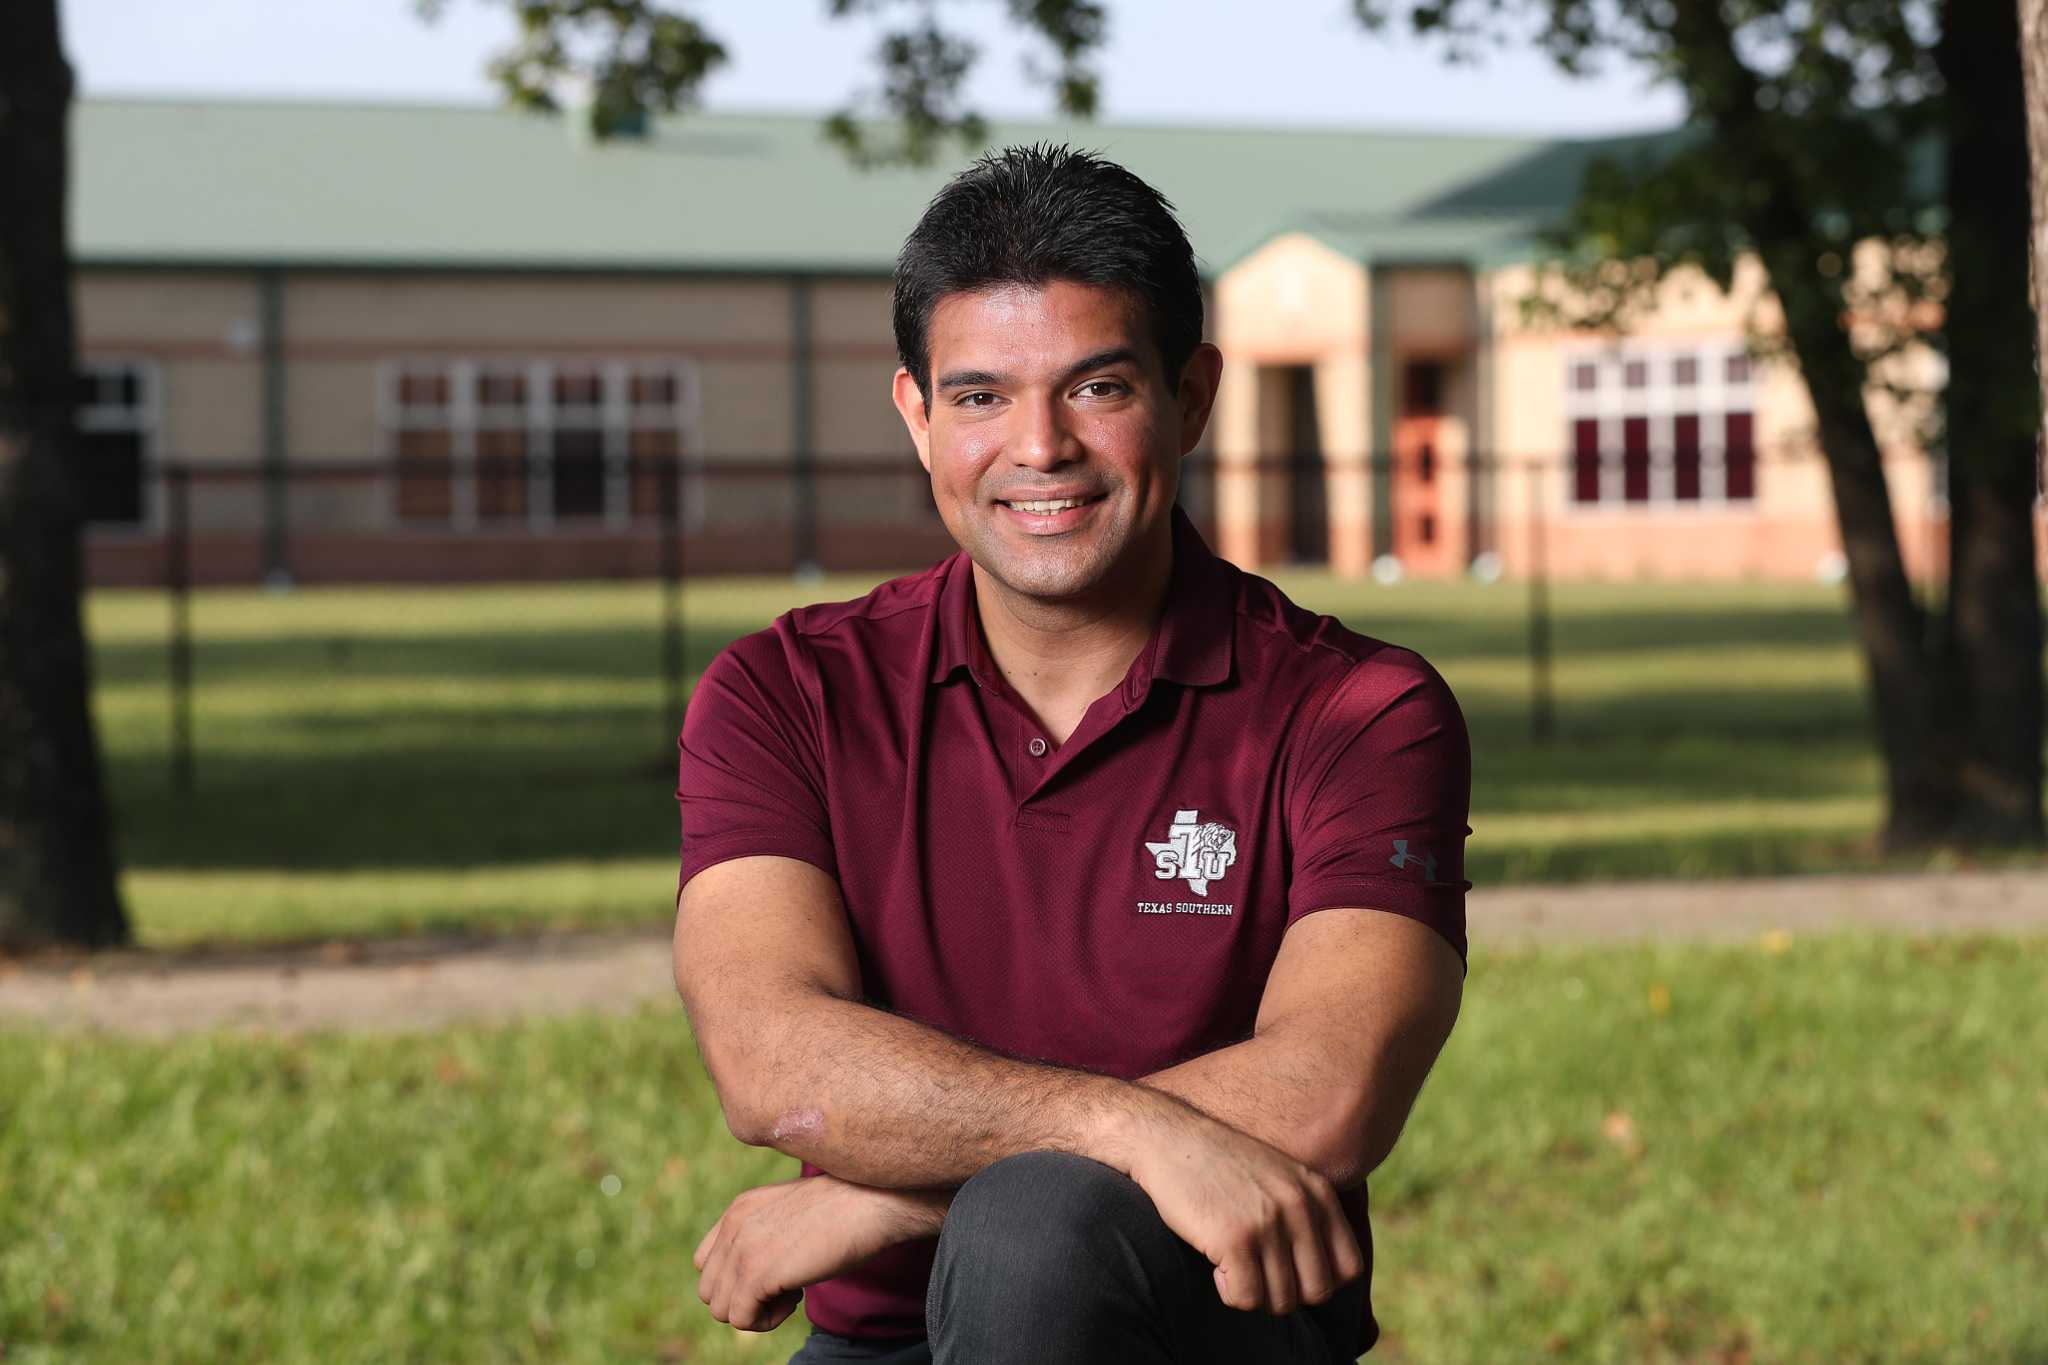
[891,367,932,473]
[1175,343,1225,457]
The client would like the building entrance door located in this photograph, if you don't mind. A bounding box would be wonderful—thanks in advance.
[1390,360,1455,576]
[1284,365,1327,564]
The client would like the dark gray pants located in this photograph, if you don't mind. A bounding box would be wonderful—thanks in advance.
[788,1150,1365,1364]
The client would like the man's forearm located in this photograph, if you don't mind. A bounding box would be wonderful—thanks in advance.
[1137,1032,1371,1186]
[728,990,1191,1189]
[793,1027,1366,1269]
[711,911,1451,1199]
[730,990,1371,1198]
[815,1028,1359,1247]
[849,1180,955,1242]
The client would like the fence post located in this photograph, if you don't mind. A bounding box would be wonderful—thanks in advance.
[259,269,292,587]
[661,458,685,742]
[790,277,818,575]
[1466,444,1484,570]
[167,463,194,792]
[1526,459,1554,744]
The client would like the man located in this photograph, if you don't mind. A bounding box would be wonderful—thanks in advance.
[675,143,1470,1364]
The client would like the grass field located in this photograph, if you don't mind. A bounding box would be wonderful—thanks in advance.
[6,934,2043,1363]
[82,572,2041,948]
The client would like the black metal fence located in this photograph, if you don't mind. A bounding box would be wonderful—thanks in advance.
[98,446,2015,795]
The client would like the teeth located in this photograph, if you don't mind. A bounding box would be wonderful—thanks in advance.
[1009,497,1092,514]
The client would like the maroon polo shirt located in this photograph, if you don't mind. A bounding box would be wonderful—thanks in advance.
[676,505,1470,1353]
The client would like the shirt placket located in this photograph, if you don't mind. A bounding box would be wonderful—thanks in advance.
[979,677,1147,809]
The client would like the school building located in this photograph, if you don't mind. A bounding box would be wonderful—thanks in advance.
[70,96,2015,586]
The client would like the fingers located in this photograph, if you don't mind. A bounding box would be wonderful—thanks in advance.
[1229,1175,1357,1317]
[697,1236,728,1323]
[756,1288,804,1332]
[692,1213,723,1271]
[1326,1196,1366,1287]
[1305,1171,1364,1288]
[695,1224,798,1333]
[1260,1228,1301,1316]
[1214,1245,1266,1314]
[726,1269,799,1332]
[1282,1183,1336,1310]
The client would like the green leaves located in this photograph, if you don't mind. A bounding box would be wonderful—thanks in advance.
[438,1,1108,165]
[419,0,729,140]
[1357,2,1947,365]
[822,0,1106,167]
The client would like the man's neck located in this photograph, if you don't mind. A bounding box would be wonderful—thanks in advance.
[971,535,1174,744]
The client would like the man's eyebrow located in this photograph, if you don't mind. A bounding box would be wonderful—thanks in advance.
[935,368,1008,392]
[933,347,1146,394]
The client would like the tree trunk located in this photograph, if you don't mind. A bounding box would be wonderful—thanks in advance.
[1940,0,2044,845]
[2024,0,2048,425]
[0,0,130,950]
[1758,237,1954,844]
[1667,0,1953,846]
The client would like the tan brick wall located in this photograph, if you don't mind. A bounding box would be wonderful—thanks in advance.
[74,255,2032,587]
[281,273,795,348]
[1213,233,1371,568]
[76,271,263,464]
[1468,255,1945,582]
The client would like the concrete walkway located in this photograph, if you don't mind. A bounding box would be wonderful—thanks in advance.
[2,867,2042,1037]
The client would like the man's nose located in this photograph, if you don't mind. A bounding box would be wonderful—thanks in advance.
[1012,393,1078,470]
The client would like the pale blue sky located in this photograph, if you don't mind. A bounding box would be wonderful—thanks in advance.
[62,0,1685,136]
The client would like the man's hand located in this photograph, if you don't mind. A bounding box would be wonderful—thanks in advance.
[694,1173,948,1332]
[1122,1096,1365,1317]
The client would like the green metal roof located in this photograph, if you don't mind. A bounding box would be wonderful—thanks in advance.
[71,97,1653,274]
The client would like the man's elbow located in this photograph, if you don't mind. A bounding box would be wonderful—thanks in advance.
[709,1056,822,1150]
[674,992,776,1148]
[690,1029,798,1149]
[1301,1100,1377,1191]
[714,1085,771,1148]
[1308,1090,1418,1191]
[679,993,827,1151]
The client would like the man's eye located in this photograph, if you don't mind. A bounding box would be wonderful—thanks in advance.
[1077,380,1125,398]
[957,391,998,408]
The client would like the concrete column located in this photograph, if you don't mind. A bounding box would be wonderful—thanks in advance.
[789,276,817,575]
[1318,348,1372,579]
[258,269,290,587]
[1368,266,1395,563]
[1213,350,1264,568]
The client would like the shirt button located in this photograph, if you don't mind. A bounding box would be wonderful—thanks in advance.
[1027,736,1048,757]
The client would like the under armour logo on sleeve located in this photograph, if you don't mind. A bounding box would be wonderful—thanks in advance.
[1389,839,1439,881]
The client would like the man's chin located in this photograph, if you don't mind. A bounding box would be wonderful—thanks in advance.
[972,547,1111,604]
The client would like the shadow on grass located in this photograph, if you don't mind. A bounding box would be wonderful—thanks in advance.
[89,589,1923,881]
[108,739,678,871]
[93,626,716,690]
[680,602,1873,673]
[104,691,1884,873]
[1320,605,1862,663]
[1465,826,1882,886]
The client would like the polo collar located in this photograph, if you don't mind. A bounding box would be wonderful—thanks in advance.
[927,505,1237,692]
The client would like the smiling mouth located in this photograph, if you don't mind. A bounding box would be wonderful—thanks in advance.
[997,493,1107,514]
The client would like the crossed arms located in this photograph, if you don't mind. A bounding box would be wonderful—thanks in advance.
[675,852,1464,1330]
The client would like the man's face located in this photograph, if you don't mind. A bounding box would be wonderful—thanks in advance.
[892,279,1220,604]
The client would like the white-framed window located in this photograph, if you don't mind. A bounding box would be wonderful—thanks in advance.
[77,358,160,528]
[378,358,702,530]
[1562,344,1757,508]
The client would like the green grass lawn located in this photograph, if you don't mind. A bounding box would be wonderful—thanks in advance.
[6,934,2043,1363]
[82,572,2044,949]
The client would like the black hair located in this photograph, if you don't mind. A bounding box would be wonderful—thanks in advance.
[892,143,1204,404]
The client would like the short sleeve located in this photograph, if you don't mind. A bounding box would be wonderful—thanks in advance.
[676,624,838,895]
[1284,651,1472,970]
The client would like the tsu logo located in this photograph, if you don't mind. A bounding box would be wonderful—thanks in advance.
[1145,809,1238,896]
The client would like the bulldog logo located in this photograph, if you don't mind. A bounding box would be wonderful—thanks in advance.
[1145,809,1238,896]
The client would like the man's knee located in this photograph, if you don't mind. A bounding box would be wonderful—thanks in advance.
[931,1149,1176,1298]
